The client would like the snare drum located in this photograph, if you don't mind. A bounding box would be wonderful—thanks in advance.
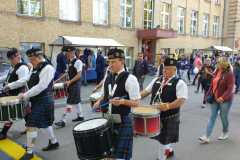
[53,83,66,99]
[0,96,24,121]
[89,91,103,107]
[73,118,112,160]
[132,106,160,137]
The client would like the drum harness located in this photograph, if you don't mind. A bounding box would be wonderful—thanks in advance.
[152,76,163,104]
[151,76,179,121]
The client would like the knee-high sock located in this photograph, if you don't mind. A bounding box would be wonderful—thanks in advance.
[163,144,173,151]
[158,144,173,160]
[75,103,82,117]
[44,126,57,144]
[26,131,38,154]
[61,105,73,122]
[158,145,165,160]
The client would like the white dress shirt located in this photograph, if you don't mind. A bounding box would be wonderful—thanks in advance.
[7,65,30,90]
[23,64,55,99]
[145,76,188,100]
[73,59,83,73]
[103,68,141,100]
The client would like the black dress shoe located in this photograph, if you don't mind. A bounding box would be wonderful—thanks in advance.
[42,140,59,151]
[72,116,84,122]
[0,133,6,140]
[54,121,66,128]
[19,152,34,160]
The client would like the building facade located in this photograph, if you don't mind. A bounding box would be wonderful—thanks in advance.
[222,0,240,50]
[0,0,224,68]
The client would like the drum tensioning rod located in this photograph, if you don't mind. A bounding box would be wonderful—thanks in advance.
[144,118,147,136]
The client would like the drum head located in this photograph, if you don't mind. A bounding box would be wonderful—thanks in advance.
[89,91,103,101]
[0,96,20,105]
[53,83,64,89]
[73,118,108,132]
[132,106,159,116]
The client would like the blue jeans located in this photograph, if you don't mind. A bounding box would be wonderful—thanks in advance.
[206,100,232,137]
[235,73,240,92]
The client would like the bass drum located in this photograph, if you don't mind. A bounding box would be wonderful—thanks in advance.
[73,118,113,160]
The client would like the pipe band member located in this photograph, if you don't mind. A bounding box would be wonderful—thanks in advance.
[19,48,59,160]
[55,46,84,128]
[141,57,188,160]
[0,48,29,140]
[96,48,140,160]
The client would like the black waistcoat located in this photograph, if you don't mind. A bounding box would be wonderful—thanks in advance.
[103,71,130,115]
[27,62,53,102]
[6,63,27,96]
[67,58,78,80]
[160,77,180,118]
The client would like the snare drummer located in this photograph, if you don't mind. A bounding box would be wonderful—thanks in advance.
[0,48,29,140]
[94,48,140,160]
[55,46,84,128]
[141,57,188,160]
[18,48,59,160]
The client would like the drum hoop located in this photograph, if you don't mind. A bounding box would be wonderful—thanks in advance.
[132,113,160,117]
[89,91,103,101]
[73,117,108,133]
[135,131,160,137]
[53,83,65,89]
[0,96,20,106]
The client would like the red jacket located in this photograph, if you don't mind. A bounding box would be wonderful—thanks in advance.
[212,69,235,101]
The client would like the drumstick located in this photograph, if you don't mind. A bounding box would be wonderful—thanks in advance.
[54,73,67,83]
[99,95,128,108]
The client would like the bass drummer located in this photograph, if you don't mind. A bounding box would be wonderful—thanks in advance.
[94,48,140,160]
[0,48,29,140]
[141,57,188,160]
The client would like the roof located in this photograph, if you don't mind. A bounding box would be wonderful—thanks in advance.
[50,36,124,47]
[205,45,233,52]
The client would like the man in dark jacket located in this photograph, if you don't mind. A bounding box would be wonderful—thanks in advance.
[95,50,105,84]
[133,53,148,90]
[54,47,67,81]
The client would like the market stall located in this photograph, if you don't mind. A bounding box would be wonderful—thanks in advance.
[49,36,125,82]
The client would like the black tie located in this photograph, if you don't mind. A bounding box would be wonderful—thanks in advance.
[111,73,118,86]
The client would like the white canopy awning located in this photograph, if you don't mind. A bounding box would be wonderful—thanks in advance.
[208,45,233,52]
[50,36,124,47]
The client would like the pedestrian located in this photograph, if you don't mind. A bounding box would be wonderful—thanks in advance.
[199,57,235,143]
[133,53,148,90]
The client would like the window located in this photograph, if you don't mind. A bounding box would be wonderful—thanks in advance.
[203,13,209,37]
[177,7,185,34]
[190,10,198,36]
[120,0,134,28]
[93,0,108,25]
[213,16,220,37]
[161,48,170,55]
[17,0,43,17]
[144,0,154,29]
[214,0,221,5]
[124,47,134,69]
[59,0,80,21]
[160,3,171,29]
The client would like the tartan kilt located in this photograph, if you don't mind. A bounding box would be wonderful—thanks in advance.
[67,81,81,105]
[26,95,54,128]
[112,115,133,160]
[153,114,180,145]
